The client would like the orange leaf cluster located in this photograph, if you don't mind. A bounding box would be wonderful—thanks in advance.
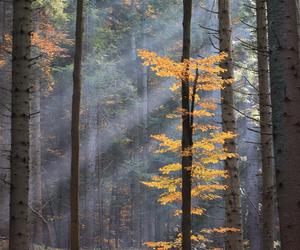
[139,50,237,249]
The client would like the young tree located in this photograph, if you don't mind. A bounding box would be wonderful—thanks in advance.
[9,0,33,249]
[267,0,300,248]
[138,50,238,249]
[181,0,193,248]
[218,0,244,249]
[255,0,275,248]
[71,0,84,249]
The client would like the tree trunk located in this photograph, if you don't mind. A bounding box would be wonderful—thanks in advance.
[267,0,300,249]
[9,0,32,249]
[29,80,43,245]
[255,0,275,249]
[181,0,192,249]
[218,0,244,249]
[70,0,84,249]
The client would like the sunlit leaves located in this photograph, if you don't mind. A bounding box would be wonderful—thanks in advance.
[139,50,238,249]
[0,24,71,93]
[159,163,181,174]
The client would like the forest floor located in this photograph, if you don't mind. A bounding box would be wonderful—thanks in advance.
[0,240,63,250]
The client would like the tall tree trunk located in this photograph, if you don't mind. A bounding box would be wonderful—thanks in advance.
[140,2,148,247]
[29,80,43,245]
[9,0,32,249]
[255,0,275,249]
[71,0,84,249]
[267,0,300,249]
[181,0,192,249]
[218,0,244,249]
[0,0,12,238]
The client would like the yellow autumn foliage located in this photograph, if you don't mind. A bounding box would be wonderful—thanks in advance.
[138,50,237,249]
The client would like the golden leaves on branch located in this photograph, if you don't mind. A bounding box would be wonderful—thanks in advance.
[137,49,233,91]
[139,49,238,249]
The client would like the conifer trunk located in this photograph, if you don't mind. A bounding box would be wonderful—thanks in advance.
[267,0,300,249]
[181,0,192,249]
[9,0,32,249]
[255,0,275,249]
[70,0,84,249]
[218,0,244,249]
[29,81,43,245]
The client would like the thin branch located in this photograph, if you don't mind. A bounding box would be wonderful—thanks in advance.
[199,24,219,33]
[208,36,219,50]
[240,19,257,30]
[236,37,257,50]
[234,62,259,73]
[244,3,256,10]
[199,5,218,14]
[244,76,259,93]
[247,127,272,135]
[241,188,261,217]
[190,68,199,129]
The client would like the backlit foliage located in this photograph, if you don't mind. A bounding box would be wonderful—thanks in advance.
[0,16,70,93]
[138,50,237,249]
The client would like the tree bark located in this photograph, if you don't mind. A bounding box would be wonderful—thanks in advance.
[218,0,244,249]
[255,0,275,249]
[267,0,300,249]
[181,0,192,249]
[70,0,84,249]
[9,0,32,249]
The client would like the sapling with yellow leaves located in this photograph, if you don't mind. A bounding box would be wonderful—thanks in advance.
[138,49,239,249]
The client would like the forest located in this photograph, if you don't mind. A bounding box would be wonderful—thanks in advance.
[0,0,299,249]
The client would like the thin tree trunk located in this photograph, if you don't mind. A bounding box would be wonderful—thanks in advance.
[255,0,275,249]
[29,81,43,245]
[9,0,32,249]
[267,0,300,249]
[181,0,192,249]
[70,0,84,249]
[218,0,244,249]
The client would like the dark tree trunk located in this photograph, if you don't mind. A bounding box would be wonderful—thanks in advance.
[267,0,300,249]
[9,0,32,249]
[181,0,192,249]
[255,0,275,249]
[70,0,84,249]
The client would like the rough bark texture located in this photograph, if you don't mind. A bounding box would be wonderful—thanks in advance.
[267,0,300,249]
[255,0,275,249]
[9,0,32,249]
[0,0,12,237]
[218,0,244,249]
[181,0,192,249]
[71,0,84,249]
